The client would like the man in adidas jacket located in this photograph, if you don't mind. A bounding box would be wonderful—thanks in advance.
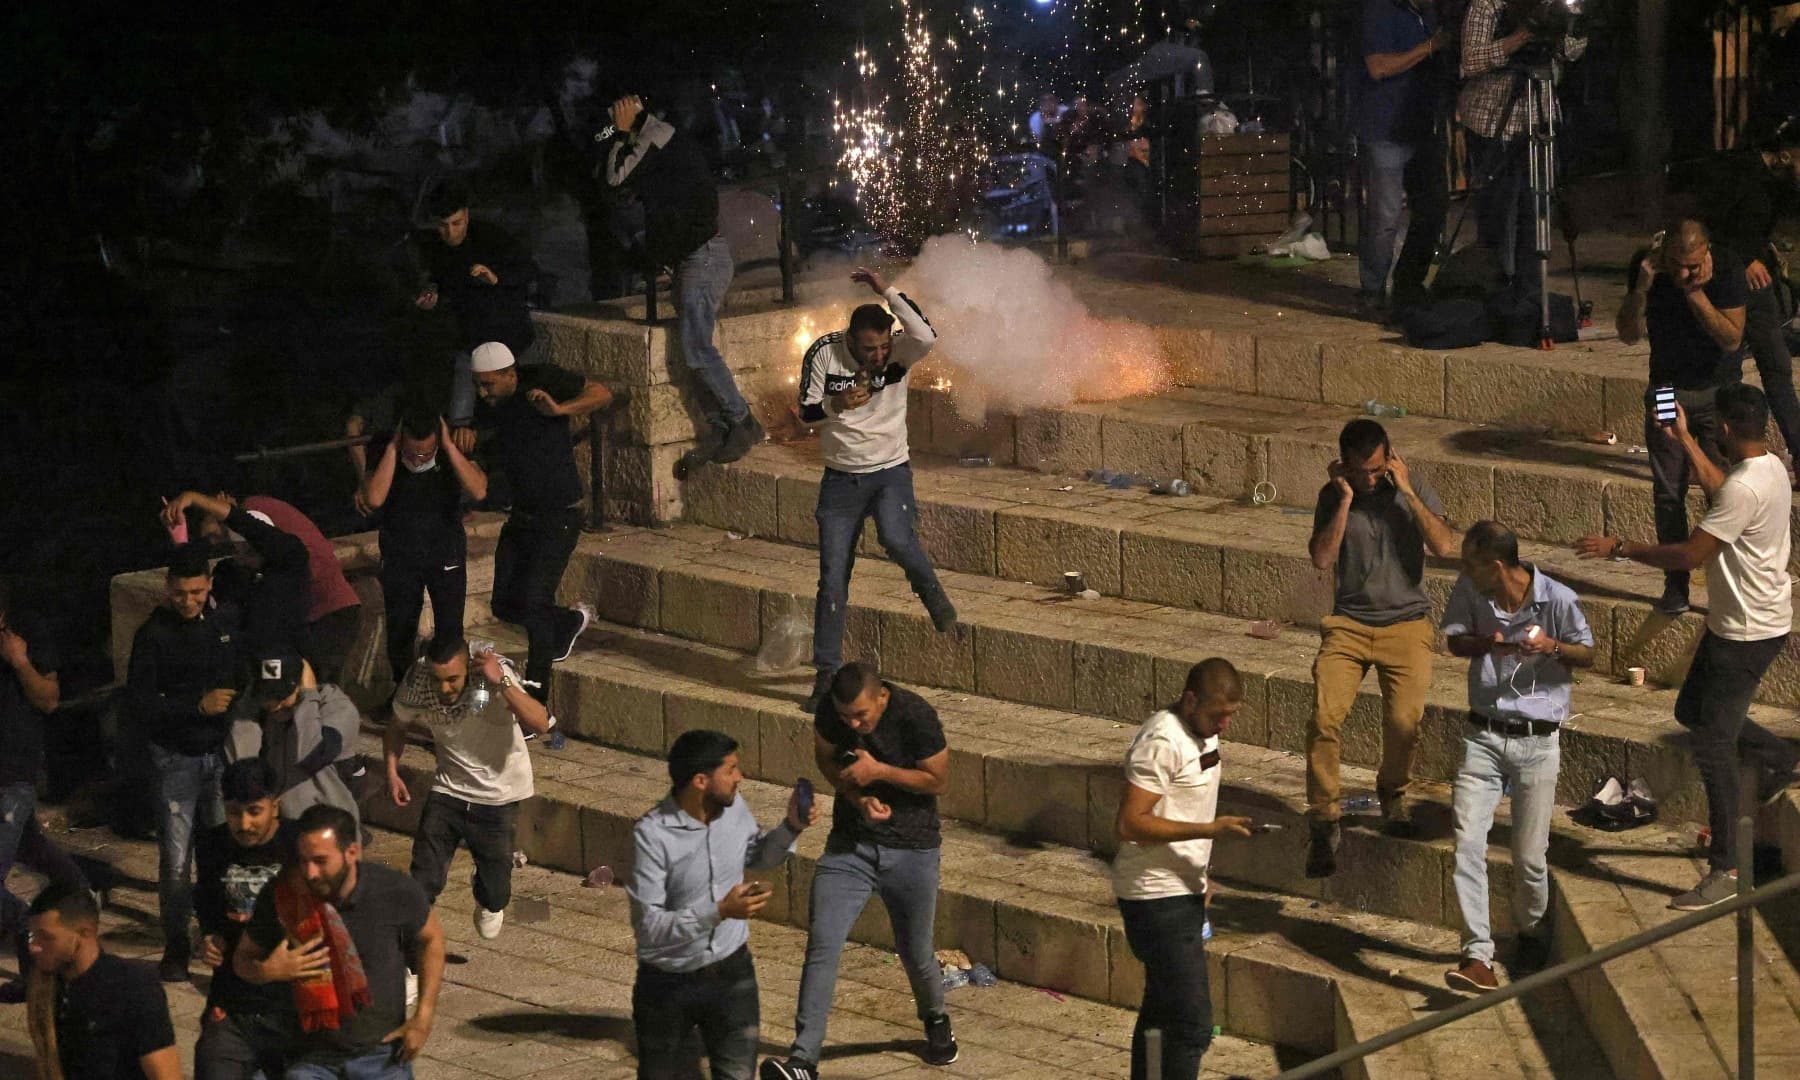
[797,268,957,711]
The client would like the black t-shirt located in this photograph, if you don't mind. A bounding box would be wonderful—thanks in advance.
[815,683,946,850]
[0,611,58,784]
[1628,249,1750,390]
[56,953,177,1080]
[478,363,586,514]
[378,450,468,564]
[246,862,431,1063]
[196,820,298,1018]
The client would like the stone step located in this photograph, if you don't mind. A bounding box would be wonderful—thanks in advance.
[682,441,1800,709]
[904,384,1800,556]
[512,616,1800,1080]
[365,728,1607,1078]
[553,523,1800,834]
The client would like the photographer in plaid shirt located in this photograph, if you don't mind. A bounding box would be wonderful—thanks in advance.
[1458,0,1586,281]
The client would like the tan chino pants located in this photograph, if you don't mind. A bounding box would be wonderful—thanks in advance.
[1306,614,1436,820]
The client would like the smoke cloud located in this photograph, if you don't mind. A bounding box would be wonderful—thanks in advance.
[897,235,1168,419]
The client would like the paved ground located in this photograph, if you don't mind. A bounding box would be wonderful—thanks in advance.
[0,813,1297,1080]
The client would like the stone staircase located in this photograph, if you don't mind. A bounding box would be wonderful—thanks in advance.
[108,285,1800,1077]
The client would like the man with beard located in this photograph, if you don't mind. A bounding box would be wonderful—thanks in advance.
[386,637,549,940]
[628,729,817,1080]
[193,759,300,1079]
[235,804,445,1078]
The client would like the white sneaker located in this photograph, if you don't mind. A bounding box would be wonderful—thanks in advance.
[405,969,419,1010]
[555,601,595,663]
[475,906,505,940]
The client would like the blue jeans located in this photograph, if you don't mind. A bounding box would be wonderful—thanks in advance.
[285,1047,411,1080]
[1359,138,1446,304]
[674,235,747,428]
[812,465,946,672]
[151,743,226,954]
[1451,726,1560,963]
[789,843,944,1064]
[1118,893,1212,1080]
[0,782,89,977]
[633,946,759,1080]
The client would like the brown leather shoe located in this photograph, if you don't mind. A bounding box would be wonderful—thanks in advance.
[1445,957,1499,994]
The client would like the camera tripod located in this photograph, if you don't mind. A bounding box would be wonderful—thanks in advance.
[1441,60,1579,349]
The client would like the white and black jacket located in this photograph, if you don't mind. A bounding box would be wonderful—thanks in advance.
[798,289,937,473]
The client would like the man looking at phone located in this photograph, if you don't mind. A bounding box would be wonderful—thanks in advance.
[1442,521,1593,992]
[1576,383,1796,910]
[1305,419,1457,877]
[1618,218,1748,616]
[1113,658,1254,1080]
[629,729,815,1080]
[763,664,956,1079]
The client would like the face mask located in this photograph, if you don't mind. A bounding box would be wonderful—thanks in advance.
[403,455,438,474]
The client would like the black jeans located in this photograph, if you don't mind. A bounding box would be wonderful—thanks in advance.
[1745,283,1800,457]
[491,507,583,701]
[379,545,468,682]
[1468,133,1534,282]
[304,604,363,686]
[1676,631,1798,872]
[194,1008,291,1080]
[0,782,90,978]
[409,792,521,911]
[1645,386,1728,597]
[632,946,760,1080]
[1118,894,1213,1080]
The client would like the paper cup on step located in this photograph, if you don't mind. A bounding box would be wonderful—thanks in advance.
[1626,666,1647,687]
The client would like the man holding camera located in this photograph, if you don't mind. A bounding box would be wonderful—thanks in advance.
[1458,0,1586,282]
[1306,419,1458,877]
[604,94,762,472]
[1113,658,1255,1080]
[628,729,815,1080]
[1617,219,1748,615]
[1442,521,1593,992]
[1577,384,1797,910]
[1355,0,1450,320]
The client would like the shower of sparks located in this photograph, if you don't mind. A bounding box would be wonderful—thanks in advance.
[834,0,1000,250]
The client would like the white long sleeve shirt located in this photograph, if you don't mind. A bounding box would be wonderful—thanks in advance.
[797,288,936,473]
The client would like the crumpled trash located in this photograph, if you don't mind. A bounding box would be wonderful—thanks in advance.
[751,616,812,674]
[1570,775,1657,831]
[1200,106,1239,134]
[935,949,972,969]
[968,963,996,987]
[942,964,970,991]
[1267,232,1331,261]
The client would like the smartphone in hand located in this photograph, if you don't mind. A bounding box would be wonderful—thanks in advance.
[795,777,814,819]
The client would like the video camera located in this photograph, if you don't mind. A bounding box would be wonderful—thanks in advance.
[1499,0,1585,67]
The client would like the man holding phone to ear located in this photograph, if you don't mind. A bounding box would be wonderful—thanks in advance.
[629,729,816,1080]
[1618,218,1748,616]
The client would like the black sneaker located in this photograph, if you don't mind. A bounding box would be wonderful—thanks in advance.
[1380,795,1417,838]
[674,423,729,480]
[922,1014,959,1066]
[801,669,834,714]
[1513,933,1551,974]
[1654,579,1690,617]
[760,1059,818,1080]
[159,945,190,984]
[922,588,958,634]
[1305,818,1339,879]
[553,601,595,663]
[715,414,765,465]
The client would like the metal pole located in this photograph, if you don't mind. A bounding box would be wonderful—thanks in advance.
[644,272,658,325]
[233,434,372,464]
[1270,870,1800,1080]
[1056,139,1069,262]
[585,411,608,533]
[1739,764,1757,1080]
[1145,1028,1162,1080]
[1531,71,1555,350]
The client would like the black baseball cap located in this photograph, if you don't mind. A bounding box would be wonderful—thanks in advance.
[245,651,303,704]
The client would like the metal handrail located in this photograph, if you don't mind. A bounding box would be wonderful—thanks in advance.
[1271,865,1800,1080]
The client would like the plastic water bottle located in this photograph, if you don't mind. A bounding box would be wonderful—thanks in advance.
[1364,399,1407,418]
[968,963,996,987]
[547,729,567,751]
[1342,794,1378,812]
[957,455,992,468]
[1151,478,1191,496]
[1202,917,1214,940]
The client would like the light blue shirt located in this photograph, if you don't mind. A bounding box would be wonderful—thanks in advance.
[628,795,799,972]
[1440,565,1593,724]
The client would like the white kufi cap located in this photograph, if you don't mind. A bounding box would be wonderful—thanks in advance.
[470,342,516,373]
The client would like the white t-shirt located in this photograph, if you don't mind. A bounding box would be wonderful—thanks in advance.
[393,657,535,806]
[1111,710,1222,901]
[1698,452,1793,641]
